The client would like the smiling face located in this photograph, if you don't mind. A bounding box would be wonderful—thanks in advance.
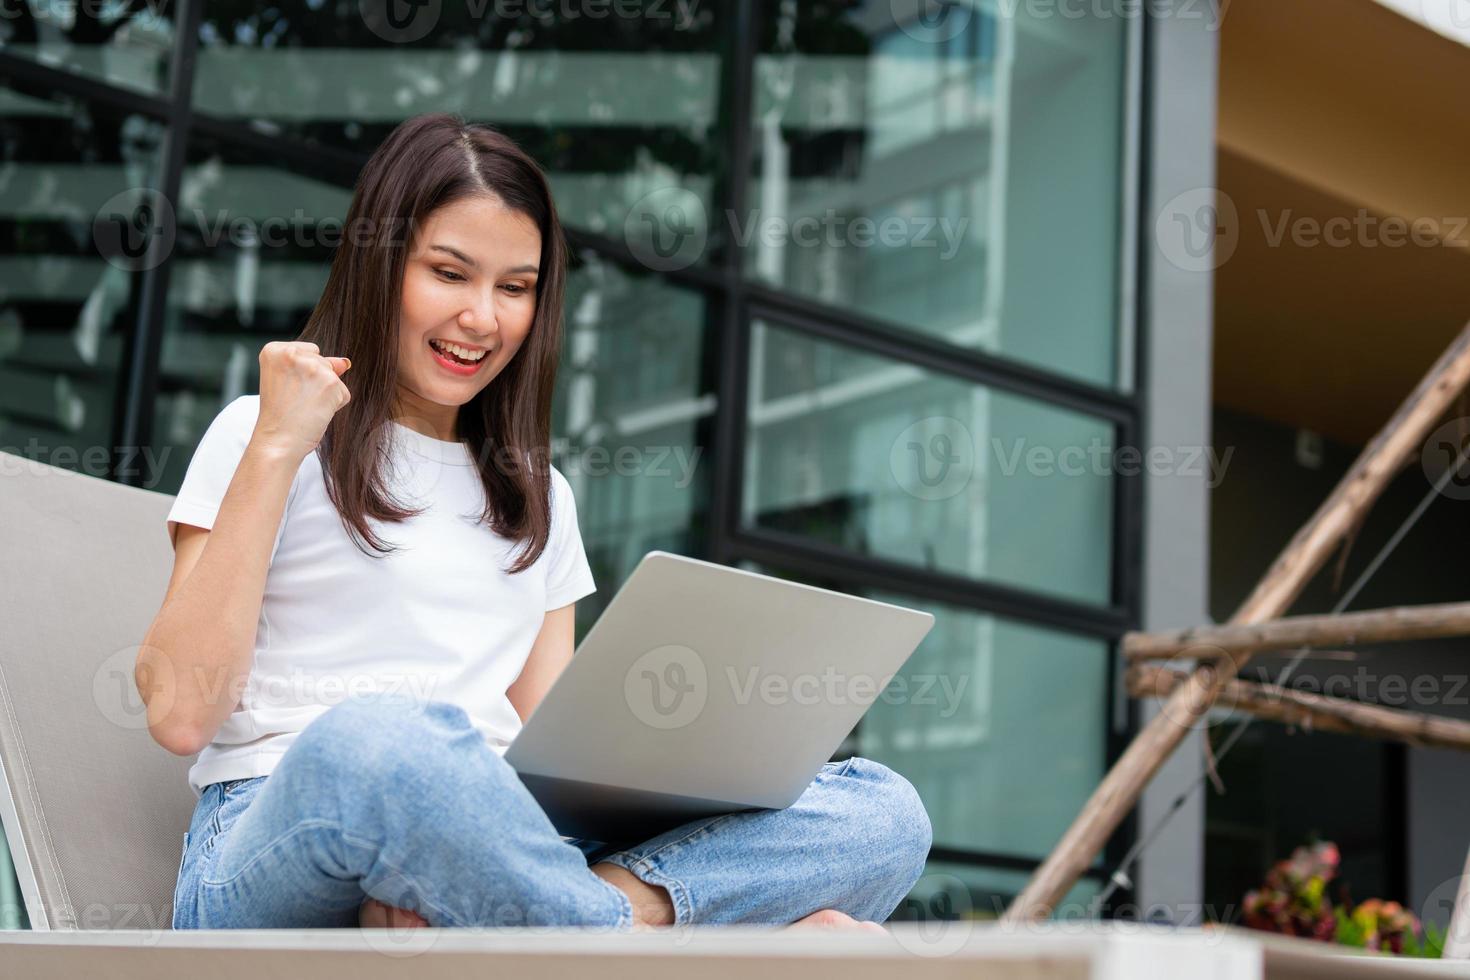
[393,193,542,440]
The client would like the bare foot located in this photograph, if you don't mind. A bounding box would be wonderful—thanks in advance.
[359,896,429,929]
[787,909,886,934]
[591,861,675,929]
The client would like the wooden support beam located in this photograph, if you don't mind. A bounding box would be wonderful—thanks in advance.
[1128,665,1470,751]
[1003,321,1470,923]
[1123,602,1470,663]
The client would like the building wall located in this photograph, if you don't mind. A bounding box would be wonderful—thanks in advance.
[1133,2,1219,918]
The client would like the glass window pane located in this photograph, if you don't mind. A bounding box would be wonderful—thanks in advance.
[0,87,166,479]
[734,562,1109,871]
[750,2,1128,388]
[190,7,726,250]
[858,592,1108,863]
[150,132,353,494]
[0,1,176,95]
[744,320,1114,606]
[553,254,715,636]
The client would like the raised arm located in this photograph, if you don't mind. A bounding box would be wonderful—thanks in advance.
[135,341,351,756]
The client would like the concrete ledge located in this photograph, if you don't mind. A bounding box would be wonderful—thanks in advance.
[0,922,1267,980]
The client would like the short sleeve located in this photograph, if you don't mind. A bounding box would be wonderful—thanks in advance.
[542,466,596,611]
[165,396,292,561]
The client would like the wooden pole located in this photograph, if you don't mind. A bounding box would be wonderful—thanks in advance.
[1003,322,1470,923]
[1123,601,1470,663]
[1128,665,1470,751]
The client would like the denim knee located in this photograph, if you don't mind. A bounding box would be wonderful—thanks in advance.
[290,695,472,787]
[846,757,933,882]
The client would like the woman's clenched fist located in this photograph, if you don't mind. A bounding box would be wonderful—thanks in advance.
[251,341,352,461]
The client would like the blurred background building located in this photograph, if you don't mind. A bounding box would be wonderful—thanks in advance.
[0,0,1465,936]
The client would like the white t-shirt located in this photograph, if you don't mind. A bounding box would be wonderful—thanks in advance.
[166,395,596,799]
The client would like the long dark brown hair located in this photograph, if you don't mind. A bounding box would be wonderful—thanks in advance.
[298,112,568,572]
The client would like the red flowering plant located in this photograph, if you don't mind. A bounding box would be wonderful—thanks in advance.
[1241,841,1341,941]
[1240,841,1444,958]
[1340,899,1420,954]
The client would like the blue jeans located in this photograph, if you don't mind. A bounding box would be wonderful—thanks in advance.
[171,694,932,929]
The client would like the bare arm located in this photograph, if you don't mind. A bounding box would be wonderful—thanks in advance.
[135,439,302,756]
[136,341,351,756]
[505,603,577,723]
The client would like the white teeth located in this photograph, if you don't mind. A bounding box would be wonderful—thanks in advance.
[431,339,488,362]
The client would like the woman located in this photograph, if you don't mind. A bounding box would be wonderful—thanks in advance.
[139,113,932,932]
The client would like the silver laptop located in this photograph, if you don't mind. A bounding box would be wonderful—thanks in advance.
[504,552,935,842]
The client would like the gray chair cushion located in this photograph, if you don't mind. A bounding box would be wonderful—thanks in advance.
[0,450,195,929]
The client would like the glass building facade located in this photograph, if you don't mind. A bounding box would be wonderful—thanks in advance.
[0,0,1143,924]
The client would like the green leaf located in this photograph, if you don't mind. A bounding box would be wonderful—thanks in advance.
[1334,907,1367,948]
